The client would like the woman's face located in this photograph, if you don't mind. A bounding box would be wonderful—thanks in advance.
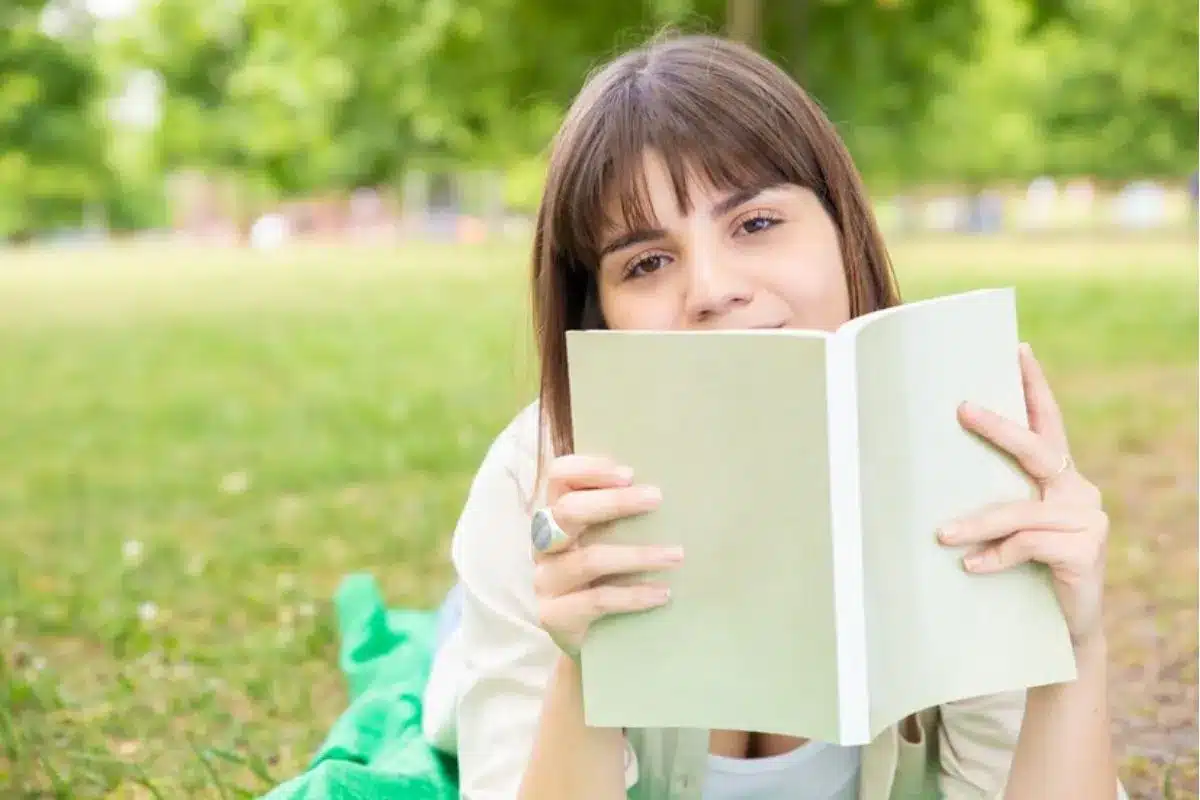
[594,151,851,334]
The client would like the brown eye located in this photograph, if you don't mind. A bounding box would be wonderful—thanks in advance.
[626,253,669,279]
[738,213,781,235]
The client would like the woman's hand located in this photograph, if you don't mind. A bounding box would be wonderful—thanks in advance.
[937,343,1108,649]
[531,454,682,657]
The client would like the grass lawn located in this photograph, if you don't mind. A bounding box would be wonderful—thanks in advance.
[0,233,1195,798]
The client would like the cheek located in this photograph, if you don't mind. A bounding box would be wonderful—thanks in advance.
[762,235,849,328]
[597,285,678,331]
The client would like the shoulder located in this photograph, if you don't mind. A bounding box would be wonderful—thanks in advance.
[933,691,1026,797]
[472,400,545,496]
[929,691,1128,799]
[502,399,547,491]
[450,399,548,590]
[937,689,1025,743]
[880,694,1026,799]
[425,401,564,794]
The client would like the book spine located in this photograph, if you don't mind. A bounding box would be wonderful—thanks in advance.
[825,334,871,745]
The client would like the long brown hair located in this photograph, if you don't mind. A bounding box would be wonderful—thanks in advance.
[530,33,901,481]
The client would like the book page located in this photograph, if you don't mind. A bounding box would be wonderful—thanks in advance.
[852,289,1077,738]
[567,329,844,743]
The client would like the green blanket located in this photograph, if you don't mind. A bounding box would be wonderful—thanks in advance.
[260,574,459,800]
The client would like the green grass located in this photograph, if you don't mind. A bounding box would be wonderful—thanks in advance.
[0,235,1196,798]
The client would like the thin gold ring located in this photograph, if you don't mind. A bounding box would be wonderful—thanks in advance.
[1042,452,1074,484]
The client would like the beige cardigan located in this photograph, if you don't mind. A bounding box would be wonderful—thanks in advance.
[421,403,1128,799]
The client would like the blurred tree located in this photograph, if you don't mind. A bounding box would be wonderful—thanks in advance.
[0,0,111,239]
[758,0,989,186]
[912,0,1051,185]
[1039,0,1198,179]
[109,0,254,182]
[906,0,1197,184]
[648,0,1047,185]
[119,0,651,196]
[107,0,1193,203]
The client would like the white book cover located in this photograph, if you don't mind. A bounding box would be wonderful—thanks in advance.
[567,287,1077,745]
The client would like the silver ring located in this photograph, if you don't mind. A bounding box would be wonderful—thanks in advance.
[531,506,570,554]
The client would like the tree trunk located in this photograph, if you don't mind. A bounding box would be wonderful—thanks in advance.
[726,0,761,46]
[788,0,809,83]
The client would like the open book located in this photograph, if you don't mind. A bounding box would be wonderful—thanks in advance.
[565,287,1077,747]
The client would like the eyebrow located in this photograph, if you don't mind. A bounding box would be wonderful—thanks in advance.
[597,184,777,258]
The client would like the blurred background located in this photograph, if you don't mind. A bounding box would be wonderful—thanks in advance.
[0,0,1196,797]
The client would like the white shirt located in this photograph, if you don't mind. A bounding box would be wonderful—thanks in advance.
[419,402,1127,800]
[704,742,860,799]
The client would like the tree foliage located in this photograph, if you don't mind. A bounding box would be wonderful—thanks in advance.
[3,0,1196,235]
[1039,0,1198,179]
[0,0,111,238]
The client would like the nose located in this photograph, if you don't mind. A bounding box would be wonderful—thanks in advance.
[682,250,754,325]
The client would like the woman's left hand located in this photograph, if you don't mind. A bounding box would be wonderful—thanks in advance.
[937,342,1108,650]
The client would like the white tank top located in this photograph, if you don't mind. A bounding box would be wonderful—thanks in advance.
[702,741,861,800]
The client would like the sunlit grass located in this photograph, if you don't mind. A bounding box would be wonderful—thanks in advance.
[0,233,1195,797]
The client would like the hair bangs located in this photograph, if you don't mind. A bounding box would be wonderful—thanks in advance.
[554,71,800,272]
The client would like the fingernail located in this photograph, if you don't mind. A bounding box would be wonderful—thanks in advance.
[937,525,958,544]
[660,547,685,563]
[646,587,671,604]
[963,552,984,571]
[641,486,663,502]
[1020,341,1033,357]
[616,465,634,482]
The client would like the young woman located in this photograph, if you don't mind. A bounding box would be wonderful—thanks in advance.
[421,34,1126,800]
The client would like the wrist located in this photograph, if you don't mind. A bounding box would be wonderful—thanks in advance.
[555,650,584,682]
[1071,631,1108,665]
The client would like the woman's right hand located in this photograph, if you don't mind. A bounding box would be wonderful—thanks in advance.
[533,454,684,657]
